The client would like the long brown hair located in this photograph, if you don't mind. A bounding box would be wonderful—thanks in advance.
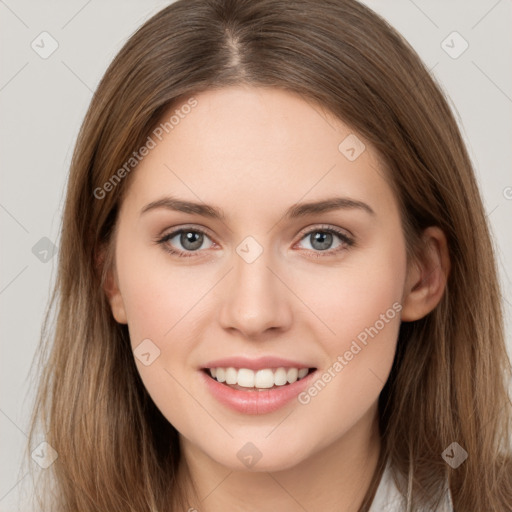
[26,0,512,510]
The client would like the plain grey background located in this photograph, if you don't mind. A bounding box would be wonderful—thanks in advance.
[1,1,511,510]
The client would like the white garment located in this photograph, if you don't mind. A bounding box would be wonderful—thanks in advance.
[368,461,454,511]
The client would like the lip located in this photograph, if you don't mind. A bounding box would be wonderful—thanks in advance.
[200,366,318,415]
[201,356,312,371]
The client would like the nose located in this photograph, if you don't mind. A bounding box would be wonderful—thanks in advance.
[217,247,293,339]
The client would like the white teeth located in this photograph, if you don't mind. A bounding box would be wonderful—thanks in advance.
[286,368,298,384]
[225,367,237,385]
[237,368,255,387]
[208,366,312,388]
[216,368,226,383]
[254,369,275,388]
[274,367,288,386]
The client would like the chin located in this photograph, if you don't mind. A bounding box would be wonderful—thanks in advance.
[204,439,312,473]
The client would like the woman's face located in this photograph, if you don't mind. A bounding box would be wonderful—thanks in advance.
[106,85,412,471]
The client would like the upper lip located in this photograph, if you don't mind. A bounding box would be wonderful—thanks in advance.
[202,356,316,371]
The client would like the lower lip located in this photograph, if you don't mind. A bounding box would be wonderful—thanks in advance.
[200,369,317,415]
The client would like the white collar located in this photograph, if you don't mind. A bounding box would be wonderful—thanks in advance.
[368,461,454,511]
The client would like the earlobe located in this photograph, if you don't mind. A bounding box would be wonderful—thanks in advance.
[401,226,450,322]
[97,245,128,325]
[103,267,128,324]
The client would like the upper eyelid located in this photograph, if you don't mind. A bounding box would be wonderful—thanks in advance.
[159,224,216,243]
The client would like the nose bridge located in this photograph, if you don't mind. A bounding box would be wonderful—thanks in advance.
[218,236,292,336]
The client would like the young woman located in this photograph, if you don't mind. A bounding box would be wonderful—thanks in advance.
[27,0,512,510]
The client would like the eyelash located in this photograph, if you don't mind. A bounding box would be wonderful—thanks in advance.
[155,224,355,259]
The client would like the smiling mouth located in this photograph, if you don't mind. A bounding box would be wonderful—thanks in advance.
[203,367,317,391]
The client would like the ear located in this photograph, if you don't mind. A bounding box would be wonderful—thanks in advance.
[96,245,128,325]
[401,226,450,322]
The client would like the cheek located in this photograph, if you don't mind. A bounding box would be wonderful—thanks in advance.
[300,273,401,407]
[116,238,208,343]
[294,236,406,353]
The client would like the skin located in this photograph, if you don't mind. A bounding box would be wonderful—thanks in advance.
[104,85,450,511]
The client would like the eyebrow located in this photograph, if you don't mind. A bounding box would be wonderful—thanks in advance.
[140,195,375,219]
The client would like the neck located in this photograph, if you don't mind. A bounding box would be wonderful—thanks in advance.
[177,403,382,512]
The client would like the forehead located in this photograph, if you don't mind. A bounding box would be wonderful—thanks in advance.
[121,85,396,222]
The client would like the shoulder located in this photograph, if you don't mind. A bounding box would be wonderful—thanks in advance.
[368,461,454,511]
